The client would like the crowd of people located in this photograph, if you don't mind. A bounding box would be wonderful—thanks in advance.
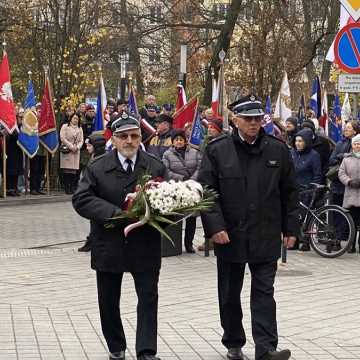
[1,93,360,255]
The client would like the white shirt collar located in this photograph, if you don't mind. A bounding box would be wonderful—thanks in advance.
[237,129,257,145]
[117,151,137,171]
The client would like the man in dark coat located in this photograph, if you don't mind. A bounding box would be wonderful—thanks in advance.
[198,95,299,360]
[73,113,167,360]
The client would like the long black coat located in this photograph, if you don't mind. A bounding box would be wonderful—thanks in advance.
[198,129,299,264]
[7,131,24,176]
[72,149,168,273]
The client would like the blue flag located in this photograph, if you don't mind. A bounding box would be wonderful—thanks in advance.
[94,87,104,132]
[263,95,274,135]
[128,86,138,116]
[328,95,342,143]
[189,110,204,148]
[94,76,107,132]
[17,80,39,158]
[310,76,321,118]
[23,79,37,110]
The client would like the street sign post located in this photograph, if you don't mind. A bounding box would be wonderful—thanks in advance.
[334,22,360,73]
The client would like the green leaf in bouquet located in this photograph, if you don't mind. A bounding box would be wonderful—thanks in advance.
[148,220,175,247]
[153,215,177,225]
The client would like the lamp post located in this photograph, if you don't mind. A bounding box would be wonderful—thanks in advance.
[119,51,129,99]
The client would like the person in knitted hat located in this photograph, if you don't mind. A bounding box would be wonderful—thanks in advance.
[285,117,298,147]
[339,133,360,252]
[301,120,332,183]
[208,118,223,140]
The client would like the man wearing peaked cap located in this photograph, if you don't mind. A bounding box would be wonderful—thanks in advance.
[73,110,167,360]
[199,94,299,360]
[228,94,265,117]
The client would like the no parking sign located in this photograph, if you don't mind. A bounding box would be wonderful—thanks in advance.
[334,22,360,73]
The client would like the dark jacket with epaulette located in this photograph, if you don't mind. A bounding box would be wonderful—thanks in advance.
[198,129,299,263]
[72,149,168,272]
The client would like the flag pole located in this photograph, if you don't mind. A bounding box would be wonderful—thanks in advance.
[2,134,6,198]
[43,65,51,196]
[46,151,50,195]
[2,37,7,198]
[218,49,229,133]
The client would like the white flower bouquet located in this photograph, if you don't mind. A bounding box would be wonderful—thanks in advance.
[108,174,216,245]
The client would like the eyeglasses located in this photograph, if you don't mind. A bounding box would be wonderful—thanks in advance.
[114,133,141,141]
[242,116,263,123]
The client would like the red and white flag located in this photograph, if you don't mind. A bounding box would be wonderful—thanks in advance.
[175,84,187,112]
[173,97,198,129]
[0,52,16,133]
[319,89,328,136]
[211,78,220,116]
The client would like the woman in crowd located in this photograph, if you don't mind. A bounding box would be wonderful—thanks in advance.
[162,129,202,253]
[291,128,322,251]
[291,128,322,187]
[339,134,360,253]
[329,120,360,207]
[60,113,84,194]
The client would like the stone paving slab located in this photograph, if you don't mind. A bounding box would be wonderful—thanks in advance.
[1,247,360,359]
[1,203,360,359]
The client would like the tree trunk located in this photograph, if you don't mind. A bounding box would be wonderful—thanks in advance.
[203,0,243,105]
[321,0,340,86]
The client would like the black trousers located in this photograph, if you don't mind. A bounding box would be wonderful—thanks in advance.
[7,174,18,191]
[350,207,360,249]
[62,172,77,194]
[96,270,159,356]
[184,216,197,248]
[30,155,45,192]
[217,260,278,360]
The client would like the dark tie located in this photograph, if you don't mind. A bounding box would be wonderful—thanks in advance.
[125,159,133,174]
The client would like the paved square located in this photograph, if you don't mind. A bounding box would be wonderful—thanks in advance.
[1,202,360,359]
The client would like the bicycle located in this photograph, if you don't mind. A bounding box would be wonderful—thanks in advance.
[298,183,356,258]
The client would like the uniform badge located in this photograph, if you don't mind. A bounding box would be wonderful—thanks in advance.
[250,95,256,102]
[122,113,129,119]
[267,160,279,167]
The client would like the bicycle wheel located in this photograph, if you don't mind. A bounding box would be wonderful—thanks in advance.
[307,205,356,258]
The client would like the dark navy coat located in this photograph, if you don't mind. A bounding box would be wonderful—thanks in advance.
[291,129,322,187]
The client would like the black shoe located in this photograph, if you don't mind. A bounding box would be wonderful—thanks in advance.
[185,246,195,254]
[299,243,310,251]
[137,355,161,360]
[78,241,92,252]
[109,350,125,359]
[348,247,356,253]
[30,190,39,195]
[260,349,291,360]
[227,347,244,360]
[36,190,46,195]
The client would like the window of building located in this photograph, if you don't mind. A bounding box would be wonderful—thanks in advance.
[212,3,230,19]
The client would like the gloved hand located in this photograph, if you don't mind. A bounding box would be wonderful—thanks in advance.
[348,179,360,188]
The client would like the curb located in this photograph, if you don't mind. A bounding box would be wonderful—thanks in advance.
[0,194,72,207]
